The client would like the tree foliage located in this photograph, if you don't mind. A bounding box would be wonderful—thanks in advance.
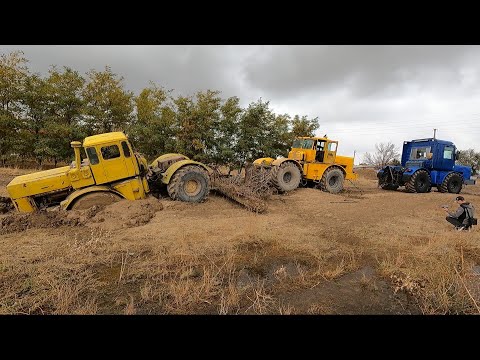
[82,66,134,135]
[0,51,29,165]
[0,51,338,168]
[457,149,480,174]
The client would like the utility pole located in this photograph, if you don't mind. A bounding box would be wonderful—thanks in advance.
[433,128,437,139]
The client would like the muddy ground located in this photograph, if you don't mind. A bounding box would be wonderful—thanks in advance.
[1,168,479,315]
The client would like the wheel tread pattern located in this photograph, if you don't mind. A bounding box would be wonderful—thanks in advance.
[319,166,345,194]
[270,162,301,192]
[167,165,210,202]
[439,172,463,194]
[405,169,430,193]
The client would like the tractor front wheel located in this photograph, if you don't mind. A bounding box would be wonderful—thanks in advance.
[320,167,345,194]
[270,162,302,192]
[439,172,463,194]
[167,165,210,202]
[406,170,431,193]
[71,192,122,210]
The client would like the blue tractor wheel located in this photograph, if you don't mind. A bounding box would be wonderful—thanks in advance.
[439,172,463,194]
[406,170,431,193]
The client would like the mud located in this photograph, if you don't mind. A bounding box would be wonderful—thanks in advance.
[0,196,13,214]
[0,210,83,235]
[86,197,163,230]
[0,197,164,234]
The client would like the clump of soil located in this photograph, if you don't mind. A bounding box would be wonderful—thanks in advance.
[0,196,13,214]
[0,210,83,235]
[0,197,164,234]
[87,197,164,230]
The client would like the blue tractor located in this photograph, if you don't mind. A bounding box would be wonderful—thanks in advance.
[377,138,476,193]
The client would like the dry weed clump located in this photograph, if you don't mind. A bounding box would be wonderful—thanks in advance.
[376,236,480,314]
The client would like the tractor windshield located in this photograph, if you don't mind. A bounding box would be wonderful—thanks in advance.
[292,139,314,149]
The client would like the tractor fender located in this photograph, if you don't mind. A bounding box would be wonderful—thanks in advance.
[253,157,275,166]
[61,186,124,210]
[161,160,211,185]
[324,164,347,176]
[149,153,190,168]
[271,158,303,174]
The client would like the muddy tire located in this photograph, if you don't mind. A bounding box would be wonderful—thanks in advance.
[380,183,399,191]
[270,162,302,192]
[167,165,210,202]
[405,169,431,193]
[439,172,463,194]
[71,192,122,210]
[320,167,345,194]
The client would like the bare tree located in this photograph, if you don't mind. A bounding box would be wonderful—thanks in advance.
[363,142,400,169]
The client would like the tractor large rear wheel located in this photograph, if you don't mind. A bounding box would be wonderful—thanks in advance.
[71,192,122,210]
[439,172,463,194]
[320,167,345,194]
[406,170,431,193]
[270,162,302,192]
[167,165,210,202]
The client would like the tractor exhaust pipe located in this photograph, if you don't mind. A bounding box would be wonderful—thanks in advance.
[71,141,82,170]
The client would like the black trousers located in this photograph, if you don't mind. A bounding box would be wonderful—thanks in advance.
[446,216,463,227]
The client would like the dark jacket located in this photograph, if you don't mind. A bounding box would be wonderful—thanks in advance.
[447,203,476,225]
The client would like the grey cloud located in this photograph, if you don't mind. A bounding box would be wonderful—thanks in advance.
[243,45,480,99]
[0,45,250,97]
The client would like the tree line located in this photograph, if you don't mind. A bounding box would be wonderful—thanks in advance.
[0,51,319,169]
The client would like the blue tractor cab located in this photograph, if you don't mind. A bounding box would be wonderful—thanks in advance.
[377,138,476,193]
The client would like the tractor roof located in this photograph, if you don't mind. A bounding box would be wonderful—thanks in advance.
[406,138,454,146]
[296,136,330,141]
[83,132,128,147]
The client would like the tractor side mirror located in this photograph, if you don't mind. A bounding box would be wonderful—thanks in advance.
[455,151,460,160]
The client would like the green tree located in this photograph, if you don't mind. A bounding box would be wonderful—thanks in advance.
[0,51,29,165]
[174,90,222,162]
[18,74,50,165]
[267,113,292,158]
[291,115,319,137]
[43,66,86,165]
[210,96,242,167]
[236,99,276,166]
[82,66,134,134]
[131,84,177,159]
[457,149,480,175]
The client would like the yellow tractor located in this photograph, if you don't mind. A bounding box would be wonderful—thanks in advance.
[6,132,210,213]
[253,136,357,193]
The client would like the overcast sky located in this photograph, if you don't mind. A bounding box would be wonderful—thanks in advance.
[2,45,480,163]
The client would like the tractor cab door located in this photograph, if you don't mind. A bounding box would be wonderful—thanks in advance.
[437,144,456,171]
[315,140,326,163]
[86,142,131,185]
[324,141,338,164]
[120,140,139,177]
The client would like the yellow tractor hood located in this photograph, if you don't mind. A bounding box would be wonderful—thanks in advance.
[7,166,72,200]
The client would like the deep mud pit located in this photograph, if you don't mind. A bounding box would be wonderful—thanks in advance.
[0,197,164,235]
